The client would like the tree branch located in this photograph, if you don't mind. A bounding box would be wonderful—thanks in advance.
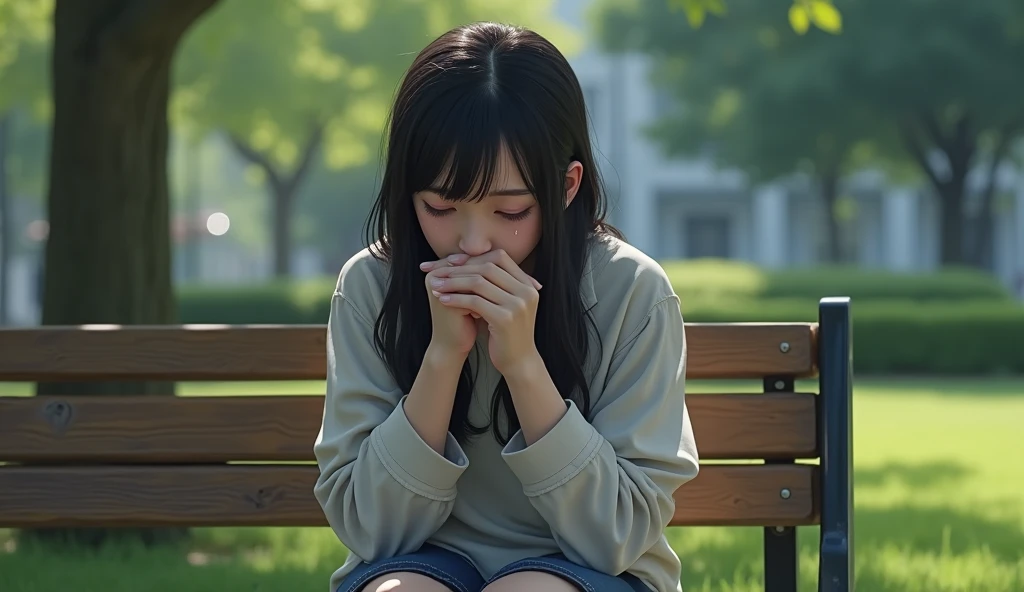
[281,121,326,198]
[919,112,948,153]
[226,132,284,192]
[899,120,945,189]
[977,123,1019,212]
[102,0,220,54]
[228,120,325,203]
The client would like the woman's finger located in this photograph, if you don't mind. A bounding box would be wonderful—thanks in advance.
[486,250,540,290]
[419,253,470,271]
[432,291,507,324]
[435,263,535,301]
[461,250,541,290]
[431,274,514,306]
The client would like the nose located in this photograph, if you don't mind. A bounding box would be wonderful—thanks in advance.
[457,219,491,257]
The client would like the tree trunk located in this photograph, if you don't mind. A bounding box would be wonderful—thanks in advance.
[0,111,11,325]
[966,127,1016,269]
[819,169,843,263]
[272,185,294,277]
[900,113,974,266]
[24,0,219,550]
[938,187,965,266]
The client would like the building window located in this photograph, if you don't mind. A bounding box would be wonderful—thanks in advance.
[685,214,732,259]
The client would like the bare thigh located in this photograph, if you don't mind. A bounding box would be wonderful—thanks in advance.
[481,571,578,592]
[359,572,456,592]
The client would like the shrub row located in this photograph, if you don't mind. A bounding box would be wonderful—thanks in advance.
[178,278,335,325]
[177,279,1024,375]
[661,259,1013,302]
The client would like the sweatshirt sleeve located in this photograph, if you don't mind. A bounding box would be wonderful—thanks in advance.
[313,290,469,563]
[500,295,699,575]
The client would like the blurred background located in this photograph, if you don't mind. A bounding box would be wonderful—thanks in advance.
[1,0,1022,591]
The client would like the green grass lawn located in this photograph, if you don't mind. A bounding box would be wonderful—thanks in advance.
[1,377,1023,591]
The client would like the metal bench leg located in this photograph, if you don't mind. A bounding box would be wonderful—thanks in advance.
[764,524,798,592]
[817,297,854,592]
[763,378,798,592]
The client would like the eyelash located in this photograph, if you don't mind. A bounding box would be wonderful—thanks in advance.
[422,203,533,222]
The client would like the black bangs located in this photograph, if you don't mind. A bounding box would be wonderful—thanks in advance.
[406,87,539,203]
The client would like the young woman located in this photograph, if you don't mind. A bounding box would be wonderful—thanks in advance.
[314,21,700,592]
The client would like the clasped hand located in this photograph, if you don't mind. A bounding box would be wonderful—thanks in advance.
[420,249,542,377]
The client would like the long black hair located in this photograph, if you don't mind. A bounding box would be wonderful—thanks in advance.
[364,21,623,445]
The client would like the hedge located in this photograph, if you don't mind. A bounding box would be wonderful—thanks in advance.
[660,259,1013,303]
[176,278,1023,375]
[178,279,335,325]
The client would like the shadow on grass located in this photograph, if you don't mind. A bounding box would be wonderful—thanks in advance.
[853,459,974,489]
[0,548,333,591]
[2,530,344,592]
[666,460,1023,591]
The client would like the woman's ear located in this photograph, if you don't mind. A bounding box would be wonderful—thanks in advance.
[565,161,583,208]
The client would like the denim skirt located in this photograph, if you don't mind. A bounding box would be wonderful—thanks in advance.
[336,543,651,592]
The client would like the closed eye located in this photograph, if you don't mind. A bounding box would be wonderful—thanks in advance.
[499,207,533,222]
[422,203,454,217]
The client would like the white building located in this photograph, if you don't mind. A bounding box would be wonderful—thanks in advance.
[557,0,1024,294]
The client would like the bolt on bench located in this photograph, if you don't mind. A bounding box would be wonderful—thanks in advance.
[0,297,853,592]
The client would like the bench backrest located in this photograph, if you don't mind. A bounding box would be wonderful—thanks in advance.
[0,313,843,531]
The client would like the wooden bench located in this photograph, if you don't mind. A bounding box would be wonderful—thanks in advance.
[0,297,853,592]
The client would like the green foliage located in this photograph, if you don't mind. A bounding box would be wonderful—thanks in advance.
[172,0,580,276]
[0,0,51,116]
[593,0,872,186]
[668,0,841,34]
[596,0,1024,266]
[788,0,842,35]
[173,0,580,173]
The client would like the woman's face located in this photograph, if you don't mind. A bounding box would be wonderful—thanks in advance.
[413,146,581,268]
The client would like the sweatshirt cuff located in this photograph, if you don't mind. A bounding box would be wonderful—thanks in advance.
[372,395,468,500]
[501,400,603,496]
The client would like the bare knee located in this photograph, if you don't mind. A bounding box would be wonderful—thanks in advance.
[359,572,454,592]
[482,571,577,592]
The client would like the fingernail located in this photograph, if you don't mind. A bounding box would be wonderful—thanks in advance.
[420,261,433,270]
[447,253,468,264]
[430,278,443,287]
[431,290,441,297]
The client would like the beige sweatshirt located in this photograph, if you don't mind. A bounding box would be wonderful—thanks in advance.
[313,233,700,592]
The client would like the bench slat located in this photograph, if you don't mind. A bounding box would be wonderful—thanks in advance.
[0,393,818,462]
[0,323,816,381]
[0,464,818,528]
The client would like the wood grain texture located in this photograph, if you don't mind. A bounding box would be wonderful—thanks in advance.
[0,393,818,463]
[670,464,818,527]
[0,325,327,381]
[0,464,818,528]
[0,322,817,381]
[684,323,817,379]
